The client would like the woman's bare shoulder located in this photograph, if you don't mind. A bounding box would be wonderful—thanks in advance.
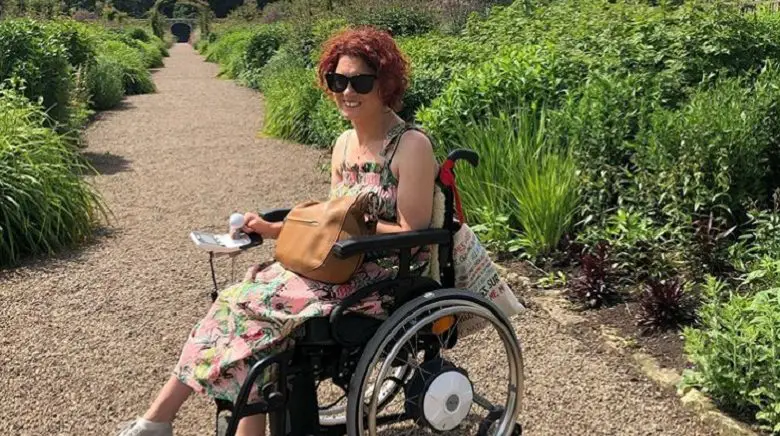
[393,128,436,179]
[396,128,435,160]
[331,129,355,160]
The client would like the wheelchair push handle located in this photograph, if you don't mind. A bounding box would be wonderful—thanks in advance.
[445,149,479,168]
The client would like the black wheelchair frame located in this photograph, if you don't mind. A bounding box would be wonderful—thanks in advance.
[207,149,522,436]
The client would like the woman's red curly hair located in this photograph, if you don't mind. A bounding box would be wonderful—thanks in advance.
[317,26,410,112]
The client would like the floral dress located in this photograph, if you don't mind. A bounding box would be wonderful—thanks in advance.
[172,123,427,403]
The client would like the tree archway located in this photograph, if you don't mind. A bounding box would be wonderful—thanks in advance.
[170,22,193,42]
[149,0,212,40]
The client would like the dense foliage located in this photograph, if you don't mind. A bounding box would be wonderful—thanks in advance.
[0,19,166,266]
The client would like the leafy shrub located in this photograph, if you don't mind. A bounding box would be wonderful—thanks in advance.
[311,18,350,51]
[397,34,479,120]
[576,209,686,287]
[463,0,780,105]
[127,26,152,43]
[0,19,73,124]
[546,72,662,226]
[632,68,780,226]
[0,87,105,267]
[416,44,589,147]
[98,39,155,95]
[86,55,125,110]
[136,40,165,69]
[48,19,96,68]
[350,5,435,37]
[469,208,523,255]
[432,0,512,34]
[246,45,304,91]
[204,26,254,64]
[243,25,287,72]
[308,93,350,149]
[260,66,320,144]
[683,278,780,432]
[567,65,780,287]
[729,205,780,275]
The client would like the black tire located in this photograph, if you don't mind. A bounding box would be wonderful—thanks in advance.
[345,288,524,435]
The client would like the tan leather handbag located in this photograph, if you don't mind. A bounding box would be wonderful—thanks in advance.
[274,192,378,284]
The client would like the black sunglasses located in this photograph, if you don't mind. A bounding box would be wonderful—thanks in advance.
[325,72,377,94]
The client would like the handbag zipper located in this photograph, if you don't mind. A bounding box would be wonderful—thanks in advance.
[286,217,319,225]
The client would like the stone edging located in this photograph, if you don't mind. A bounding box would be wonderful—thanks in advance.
[518,284,758,436]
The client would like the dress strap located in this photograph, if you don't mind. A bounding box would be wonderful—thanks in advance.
[342,130,352,168]
[383,122,422,167]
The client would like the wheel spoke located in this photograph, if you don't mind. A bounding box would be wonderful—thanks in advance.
[346,295,524,436]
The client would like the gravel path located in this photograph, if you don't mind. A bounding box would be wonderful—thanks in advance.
[0,43,719,436]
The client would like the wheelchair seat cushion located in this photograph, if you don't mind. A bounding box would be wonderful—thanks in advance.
[171,123,433,405]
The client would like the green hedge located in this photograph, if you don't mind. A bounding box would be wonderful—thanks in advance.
[416,43,589,147]
[0,86,106,267]
[684,272,780,433]
[0,19,164,124]
[0,18,164,267]
[0,19,74,125]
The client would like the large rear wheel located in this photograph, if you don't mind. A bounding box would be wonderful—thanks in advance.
[346,289,524,435]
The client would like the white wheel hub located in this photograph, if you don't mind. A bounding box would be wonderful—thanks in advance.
[422,370,473,431]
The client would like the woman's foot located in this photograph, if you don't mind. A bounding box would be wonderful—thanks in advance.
[116,418,172,436]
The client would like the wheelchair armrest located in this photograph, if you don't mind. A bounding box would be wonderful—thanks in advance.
[332,228,451,259]
[260,208,290,223]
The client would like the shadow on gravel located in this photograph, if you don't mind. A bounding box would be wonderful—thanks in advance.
[89,101,137,122]
[82,151,132,175]
[0,226,121,279]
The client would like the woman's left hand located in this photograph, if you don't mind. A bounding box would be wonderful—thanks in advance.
[244,263,261,282]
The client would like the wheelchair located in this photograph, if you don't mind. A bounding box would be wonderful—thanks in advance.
[204,149,524,436]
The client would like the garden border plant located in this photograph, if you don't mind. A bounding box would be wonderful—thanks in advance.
[0,18,166,268]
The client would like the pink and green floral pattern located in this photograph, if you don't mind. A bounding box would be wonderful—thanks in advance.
[172,124,425,403]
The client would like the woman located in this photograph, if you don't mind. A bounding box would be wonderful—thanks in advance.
[117,26,438,436]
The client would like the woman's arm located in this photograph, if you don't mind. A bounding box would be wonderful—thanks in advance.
[375,130,437,235]
[242,213,282,239]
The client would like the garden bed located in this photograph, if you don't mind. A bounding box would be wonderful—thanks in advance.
[585,301,688,373]
[501,258,689,373]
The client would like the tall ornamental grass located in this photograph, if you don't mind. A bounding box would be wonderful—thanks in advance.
[97,39,156,95]
[445,105,579,257]
[259,66,320,144]
[0,87,106,267]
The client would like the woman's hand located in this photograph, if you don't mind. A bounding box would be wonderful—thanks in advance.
[242,212,273,237]
[244,263,261,282]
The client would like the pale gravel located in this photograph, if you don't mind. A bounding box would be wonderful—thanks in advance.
[0,43,719,436]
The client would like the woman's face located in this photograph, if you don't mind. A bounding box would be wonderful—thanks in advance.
[330,55,384,122]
